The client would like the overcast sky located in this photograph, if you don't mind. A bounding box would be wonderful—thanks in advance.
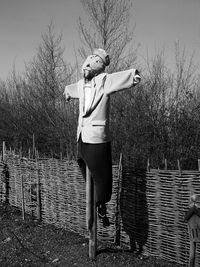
[0,0,200,80]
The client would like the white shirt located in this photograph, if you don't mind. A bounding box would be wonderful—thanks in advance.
[84,82,92,113]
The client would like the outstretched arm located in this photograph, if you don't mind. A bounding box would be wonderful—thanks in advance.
[104,69,141,95]
[63,83,79,101]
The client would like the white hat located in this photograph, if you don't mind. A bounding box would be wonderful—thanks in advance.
[93,48,110,66]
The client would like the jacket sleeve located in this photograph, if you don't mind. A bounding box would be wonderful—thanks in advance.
[104,69,141,95]
[63,83,79,100]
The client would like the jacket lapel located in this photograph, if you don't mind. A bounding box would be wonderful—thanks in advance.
[87,74,107,112]
[77,79,84,115]
[86,79,96,113]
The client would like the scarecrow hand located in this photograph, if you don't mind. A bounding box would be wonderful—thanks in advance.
[66,94,71,102]
[63,90,71,102]
[133,69,141,85]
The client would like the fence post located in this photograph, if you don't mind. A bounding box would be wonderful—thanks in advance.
[164,158,167,170]
[147,158,150,172]
[189,241,196,267]
[36,160,41,221]
[86,165,97,259]
[198,159,200,172]
[115,153,123,246]
[177,159,181,175]
[21,175,25,220]
[2,141,6,162]
[32,133,35,159]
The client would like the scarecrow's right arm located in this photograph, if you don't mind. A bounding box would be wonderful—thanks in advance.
[64,83,79,101]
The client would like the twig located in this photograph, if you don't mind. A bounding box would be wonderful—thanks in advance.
[6,227,48,263]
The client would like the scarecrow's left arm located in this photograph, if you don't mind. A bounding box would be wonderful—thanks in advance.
[104,69,141,95]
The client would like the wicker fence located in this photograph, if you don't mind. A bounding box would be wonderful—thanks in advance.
[1,150,200,266]
[0,151,122,244]
[145,169,200,265]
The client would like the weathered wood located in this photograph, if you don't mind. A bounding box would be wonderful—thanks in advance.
[36,161,41,221]
[198,159,200,172]
[2,141,6,162]
[189,241,196,267]
[177,159,181,175]
[164,158,167,170]
[21,175,25,220]
[147,158,150,172]
[115,153,123,246]
[86,166,97,259]
[32,133,35,159]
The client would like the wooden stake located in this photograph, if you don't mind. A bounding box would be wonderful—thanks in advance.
[36,161,41,221]
[115,153,123,246]
[86,165,97,259]
[198,159,200,172]
[147,158,150,172]
[19,148,22,159]
[164,158,167,170]
[2,141,6,162]
[32,133,35,159]
[21,175,25,220]
[189,241,196,267]
[178,159,181,175]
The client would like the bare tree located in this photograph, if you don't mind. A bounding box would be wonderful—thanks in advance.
[78,0,138,72]
[23,23,77,156]
[25,23,69,108]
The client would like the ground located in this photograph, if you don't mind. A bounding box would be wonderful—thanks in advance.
[0,203,181,267]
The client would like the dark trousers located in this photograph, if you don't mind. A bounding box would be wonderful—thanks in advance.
[77,137,113,206]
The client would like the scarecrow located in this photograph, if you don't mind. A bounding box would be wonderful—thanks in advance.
[64,48,141,227]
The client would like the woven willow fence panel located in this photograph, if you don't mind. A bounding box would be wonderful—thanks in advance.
[0,152,121,245]
[1,152,200,266]
[145,169,200,266]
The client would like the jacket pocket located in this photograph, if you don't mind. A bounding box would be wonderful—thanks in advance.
[91,120,106,126]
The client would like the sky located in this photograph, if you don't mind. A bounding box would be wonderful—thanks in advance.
[0,0,200,80]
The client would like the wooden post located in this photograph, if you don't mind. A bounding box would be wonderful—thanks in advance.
[36,162,41,221]
[21,175,25,220]
[35,148,38,159]
[86,165,97,259]
[189,241,196,267]
[147,158,150,172]
[177,159,181,175]
[19,147,22,158]
[164,158,167,170]
[115,153,123,246]
[1,142,6,202]
[2,141,6,162]
[198,159,200,172]
[32,133,35,159]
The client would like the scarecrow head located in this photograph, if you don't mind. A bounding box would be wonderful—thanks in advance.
[82,48,110,80]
